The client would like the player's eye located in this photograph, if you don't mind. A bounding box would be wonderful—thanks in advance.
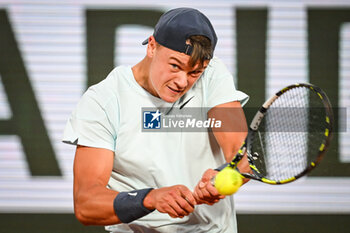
[171,64,179,69]
[190,70,203,77]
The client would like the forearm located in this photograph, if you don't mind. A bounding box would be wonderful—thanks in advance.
[209,101,248,162]
[209,101,251,183]
[74,144,191,224]
[74,186,120,225]
[214,131,251,183]
[74,146,126,225]
[75,184,197,225]
[214,131,247,162]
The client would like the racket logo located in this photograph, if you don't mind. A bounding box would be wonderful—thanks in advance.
[143,110,162,129]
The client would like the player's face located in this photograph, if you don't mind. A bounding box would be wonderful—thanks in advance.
[147,39,209,103]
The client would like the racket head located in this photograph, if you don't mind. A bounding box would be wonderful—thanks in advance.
[243,83,334,184]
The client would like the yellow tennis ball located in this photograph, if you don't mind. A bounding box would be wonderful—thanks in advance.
[214,167,243,195]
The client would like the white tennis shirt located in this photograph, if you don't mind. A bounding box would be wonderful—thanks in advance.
[63,57,248,233]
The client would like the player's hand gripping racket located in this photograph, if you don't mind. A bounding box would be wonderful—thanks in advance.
[213,83,334,194]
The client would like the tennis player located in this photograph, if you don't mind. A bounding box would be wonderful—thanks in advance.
[63,7,249,233]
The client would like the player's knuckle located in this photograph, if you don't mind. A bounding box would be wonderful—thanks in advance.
[165,196,173,202]
[176,185,187,192]
[158,202,167,210]
[168,190,178,198]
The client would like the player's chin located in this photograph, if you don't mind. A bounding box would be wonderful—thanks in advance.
[160,91,184,103]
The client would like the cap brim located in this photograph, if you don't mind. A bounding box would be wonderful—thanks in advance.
[142,38,149,45]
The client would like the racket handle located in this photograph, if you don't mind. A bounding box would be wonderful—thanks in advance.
[214,163,229,172]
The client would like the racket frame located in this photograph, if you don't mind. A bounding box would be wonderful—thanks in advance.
[226,83,334,185]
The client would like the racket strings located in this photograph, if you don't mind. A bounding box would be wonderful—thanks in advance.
[250,86,328,182]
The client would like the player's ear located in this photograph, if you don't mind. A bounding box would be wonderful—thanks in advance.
[146,36,157,58]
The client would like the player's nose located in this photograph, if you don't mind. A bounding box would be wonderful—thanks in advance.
[173,72,188,89]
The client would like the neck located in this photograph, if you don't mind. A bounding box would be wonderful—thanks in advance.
[132,57,152,93]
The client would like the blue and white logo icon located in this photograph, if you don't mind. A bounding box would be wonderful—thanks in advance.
[143,110,162,129]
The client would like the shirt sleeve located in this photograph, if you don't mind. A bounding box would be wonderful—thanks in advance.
[204,57,249,108]
[62,83,119,152]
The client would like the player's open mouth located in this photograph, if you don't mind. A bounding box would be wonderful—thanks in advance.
[167,86,182,93]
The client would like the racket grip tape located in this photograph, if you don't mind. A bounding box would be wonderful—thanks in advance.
[214,163,229,171]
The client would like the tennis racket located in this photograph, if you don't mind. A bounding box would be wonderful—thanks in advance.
[216,83,334,185]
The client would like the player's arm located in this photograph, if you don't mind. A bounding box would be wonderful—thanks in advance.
[73,145,121,225]
[193,101,249,204]
[74,145,197,225]
[209,101,250,174]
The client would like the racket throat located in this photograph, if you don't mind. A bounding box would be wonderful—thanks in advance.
[229,149,246,169]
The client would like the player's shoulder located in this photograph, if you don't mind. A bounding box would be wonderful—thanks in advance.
[81,66,129,109]
[208,56,224,66]
[208,56,228,69]
[88,66,128,91]
[202,56,231,80]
